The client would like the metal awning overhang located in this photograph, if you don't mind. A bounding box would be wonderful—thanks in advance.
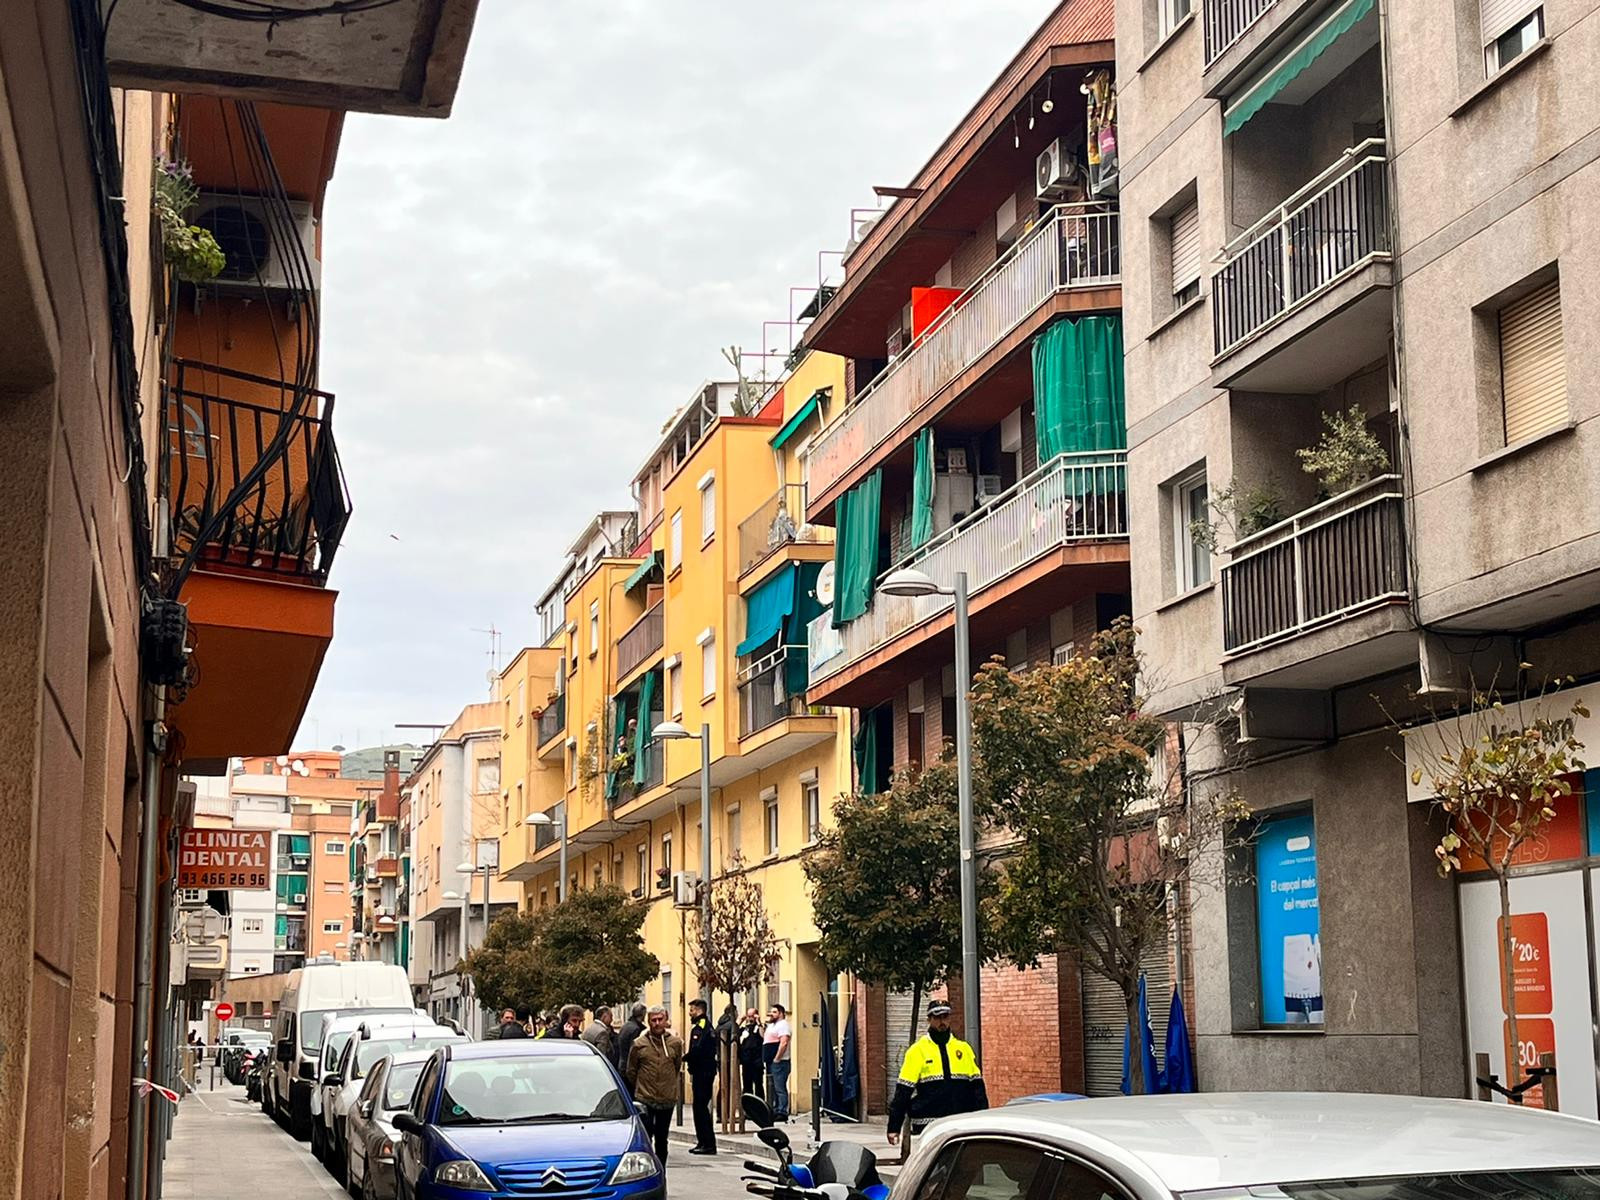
[623,552,662,596]
[770,392,826,450]
[1223,0,1377,136]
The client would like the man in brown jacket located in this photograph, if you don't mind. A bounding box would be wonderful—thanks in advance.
[625,1005,683,1166]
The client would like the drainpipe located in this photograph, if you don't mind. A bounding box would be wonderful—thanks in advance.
[127,690,167,1200]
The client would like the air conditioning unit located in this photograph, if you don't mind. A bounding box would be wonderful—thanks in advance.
[192,193,321,294]
[1036,137,1080,201]
[292,893,307,905]
[976,474,1004,504]
[671,871,699,909]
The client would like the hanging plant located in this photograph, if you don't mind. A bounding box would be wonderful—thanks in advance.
[154,157,226,284]
[1296,405,1390,498]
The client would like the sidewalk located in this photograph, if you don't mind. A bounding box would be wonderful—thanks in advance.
[668,1109,902,1166]
[161,1077,345,1199]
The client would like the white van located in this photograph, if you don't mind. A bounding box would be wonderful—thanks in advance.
[268,961,415,1139]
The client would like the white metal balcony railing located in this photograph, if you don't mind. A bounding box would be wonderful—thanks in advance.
[1211,140,1389,358]
[808,451,1128,687]
[1220,474,1407,654]
[803,204,1121,503]
[1205,0,1280,64]
[738,645,821,737]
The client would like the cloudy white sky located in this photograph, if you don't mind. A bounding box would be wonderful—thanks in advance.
[304,0,1057,751]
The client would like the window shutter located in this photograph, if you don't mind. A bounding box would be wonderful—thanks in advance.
[1500,279,1566,445]
[1480,0,1539,44]
[1170,200,1201,293]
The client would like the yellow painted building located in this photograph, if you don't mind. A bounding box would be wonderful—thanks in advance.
[493,359,854,1112]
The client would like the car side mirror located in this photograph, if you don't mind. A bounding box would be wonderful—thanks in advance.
[323,1073,340,1087]
[298,1060,317,1081]
[392,1111,423,1137]
[358,1101,374,1120]
[276,1040,293,1064]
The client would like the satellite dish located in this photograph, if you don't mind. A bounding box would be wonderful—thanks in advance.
[294,762,310,777]
[275,754,290,766]
[815,561,836,606]
[486,669,497,684]
[290,758,305,772]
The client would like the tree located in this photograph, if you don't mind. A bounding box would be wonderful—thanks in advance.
[689,853,783,1015]
[969,619,1246,1093]
[1401,671,1587,1091]
[463,885,659,1016]
[803,761,994,1043]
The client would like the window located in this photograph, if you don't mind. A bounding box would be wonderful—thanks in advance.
[1157,0,1193,40]
[660,833,673,881]
[241,917,264,935]
[1253,810,1322,1027]
[670,510,683,569]
[242,962,261,974]
[589,600,600,656]
[636,842,648,890]
[567,742,578,789]
[1482,1,1543,73]
[698,472,716,542]
[324,839,345,855]
[567,629,578,673]
[914,1139,1050,1200]
[699,630,716,699]
[661,970,673,1008]
[322,920,343,934]
[1173,470,1212,592]
[764,790,780,857]
[726,803,742,862]
[1499,277,1566,445]
[666,656,683,717]
[802,775,821,844]
[324,881,343,894]
[1170,199,1201,306]
[514,782,523,827]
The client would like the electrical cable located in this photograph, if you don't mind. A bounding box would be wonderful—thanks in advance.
[162,0,404,21]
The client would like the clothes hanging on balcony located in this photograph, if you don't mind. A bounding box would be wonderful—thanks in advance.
[632,670,657,786]
[606,690,636,801]
[910,428,935,550]
[737,564,799,658]
[832,469,883,628]
[1032,315,1126,501]
[1222,0,1375,136]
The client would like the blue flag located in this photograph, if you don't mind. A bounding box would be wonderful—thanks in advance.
[1120,974,1160,1095]
[1162,986,1196,1094]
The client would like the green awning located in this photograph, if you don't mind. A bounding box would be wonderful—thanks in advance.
[623,551,660,595]
[1223,0,1374,136]
[770,391,825,450]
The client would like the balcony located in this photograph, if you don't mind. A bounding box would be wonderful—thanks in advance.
[1211,142,1392,391]
[537,694,566,749]
[615,602,664,682]
[615,741,665,808]
[740,484,831,578]
[373,856,399,879]
[808,452,1130,702]
[1205,0,1280,66]
[803,204,1121,510]
[739,647,821,737]
[1220,476,1412,690]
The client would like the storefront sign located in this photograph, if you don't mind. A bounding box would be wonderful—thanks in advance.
[177,828,270,889]
[1455,787,1587,872]
[1255,812,1322,1026]
[1497,912,1553,1015]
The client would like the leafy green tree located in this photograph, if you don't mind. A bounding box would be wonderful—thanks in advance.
[463,885,658,1016]
[803,761,994,1042]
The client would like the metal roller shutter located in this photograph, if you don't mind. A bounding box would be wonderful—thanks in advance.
[1081,930,1173,1097]
[883,989,916,1106]
[1480,0,1540,44]
[1500,279,1566,446]
[1170,200,1201,295]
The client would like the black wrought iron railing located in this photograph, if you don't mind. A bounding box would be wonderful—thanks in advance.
[537,694,566,746]
[162,359,351,584]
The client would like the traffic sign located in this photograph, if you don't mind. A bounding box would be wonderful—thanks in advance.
[214,1002,234,1022]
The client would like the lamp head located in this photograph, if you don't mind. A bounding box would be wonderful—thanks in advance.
[441,890,461,901]
[652,720,694,741]
[879,567,944,598]
[524,812,551,827]
[455,860,475,873]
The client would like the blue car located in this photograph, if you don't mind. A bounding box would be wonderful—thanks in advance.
[391,1039,663,1200]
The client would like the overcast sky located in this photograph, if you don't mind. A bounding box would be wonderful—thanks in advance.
[304,0,1057,751]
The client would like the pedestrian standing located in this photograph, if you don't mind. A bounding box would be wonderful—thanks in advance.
[496,1008,528,1039]
[625,1005,684,1168]
[762,1003,792,1121]
[737,1009,765,1101]
[616,1002,647,1082]
[559,1003,585,1039]
[886,1001,987,1147]
[582,1005,617,1063]
[685,998,719,1155]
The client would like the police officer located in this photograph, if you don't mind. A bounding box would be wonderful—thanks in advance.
[886,1000,987,1146]
[685,998,719,1155]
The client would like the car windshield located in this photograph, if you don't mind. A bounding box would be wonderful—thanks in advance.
[437,1055,630,1126]
[1195,1172,1600,1199]
[384,1063,424,1110]
[355,1037,458,1079]
[323,1032,354,1073]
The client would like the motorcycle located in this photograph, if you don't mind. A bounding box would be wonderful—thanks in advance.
[244,1051,266,1104]
[740,1094,890,1200]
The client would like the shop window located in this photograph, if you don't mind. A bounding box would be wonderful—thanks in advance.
[1253,810,1322,1027]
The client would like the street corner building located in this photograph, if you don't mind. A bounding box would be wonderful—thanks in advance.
[0,1,481,1198]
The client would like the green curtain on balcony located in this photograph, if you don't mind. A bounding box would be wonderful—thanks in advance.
[606,691,635,801]
[852,705,891,794]
[910,428,935,550]
[737,563,798,658]
[832,469,883,628]
[783,561,826,695]
[633,669,657,786]
[1032,315,1126,460]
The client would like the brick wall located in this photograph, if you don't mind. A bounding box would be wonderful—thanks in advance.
[944,957,1081,1104]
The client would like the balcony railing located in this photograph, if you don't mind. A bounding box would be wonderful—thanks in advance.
[374,856,399,878]
[803,204,1121,503]
[163,359,351,584]
[1205,0,1279,64]
[809,451,1128,687]
[537,693,566,746]
[615,740,665,807]
[738,646,820,737]
[740,483,829,575]
[1212,141,1389,358]
[1220,475,1407,654]
[616,602,664,680]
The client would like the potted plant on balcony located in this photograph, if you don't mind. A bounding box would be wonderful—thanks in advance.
[153,158,226,284]
[1188,476,1287,553]
[1296,405,1389,499]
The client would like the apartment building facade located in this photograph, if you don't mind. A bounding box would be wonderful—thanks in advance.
[1116,0,1600,1113]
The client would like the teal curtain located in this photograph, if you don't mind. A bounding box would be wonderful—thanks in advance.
[632,670,657,785]
[910,428,935,550]
[783,561,826,695]
[605,691,635,801]
[832,469,883,628]
[1032,315,1126,460]
[852,706,890,794]
[736,564,798,657]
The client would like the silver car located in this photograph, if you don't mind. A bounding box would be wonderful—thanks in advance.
[343,1048,432,1200]
[898,1093,1600,1199]
[323,1023,462,1184]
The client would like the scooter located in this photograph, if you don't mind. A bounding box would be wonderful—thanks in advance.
[244,1051,266,1103]
[740,1094,890,1200]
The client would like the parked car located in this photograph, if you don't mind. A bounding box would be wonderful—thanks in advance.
[392,1040,661,1200]
[345,1048,434,1200]
[312,1012,438,1166]
[321,1021,463,1182]
[895,1093,1600,1200]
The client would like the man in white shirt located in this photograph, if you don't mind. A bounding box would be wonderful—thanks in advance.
[762,1003,793,1121]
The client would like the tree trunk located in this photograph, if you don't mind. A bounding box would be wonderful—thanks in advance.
[1125,986,1146,1096]
[910,979,923,1047]
[1498,870,1521,1092]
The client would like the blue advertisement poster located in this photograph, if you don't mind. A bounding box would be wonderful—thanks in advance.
[1256,812,1322,1025]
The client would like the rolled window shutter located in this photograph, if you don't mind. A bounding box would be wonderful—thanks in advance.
[1480,0,1540,45]
[1171,200,1201,293]
[1500,279,1566,445]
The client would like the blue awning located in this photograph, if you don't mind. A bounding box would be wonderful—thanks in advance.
[736,564,797,657]
[770,391,825,450]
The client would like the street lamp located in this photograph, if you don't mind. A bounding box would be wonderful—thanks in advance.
[878,566,981,1061]
[653,719,712,1005]
[524,811,568,903]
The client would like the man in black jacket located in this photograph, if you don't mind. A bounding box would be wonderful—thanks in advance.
[736,1009,765,1103]
[495,1009,528,1039]
[685,998,719,1155]
[615,1003,648,1093]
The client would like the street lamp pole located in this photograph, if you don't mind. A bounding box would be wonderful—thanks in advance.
[652,720,714,1006]
[558,804,569,903]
